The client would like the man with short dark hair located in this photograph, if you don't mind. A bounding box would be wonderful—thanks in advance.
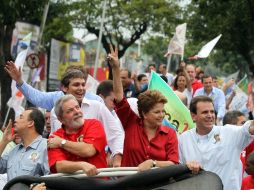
[120,69,137,98]
[179,96,254,190]
[194,75,226,124]
[48,95,107,176]
[0,108,49,181]
[159,63,174,85]
[223,110,246,126]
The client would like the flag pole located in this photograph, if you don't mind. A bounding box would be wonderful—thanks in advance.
[3,105,11,128]
[93,0,107,79]
[166,54,172,73]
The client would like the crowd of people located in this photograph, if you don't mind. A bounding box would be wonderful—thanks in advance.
[0,46,253,190]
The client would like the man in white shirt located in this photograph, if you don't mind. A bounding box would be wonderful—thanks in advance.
[179,95,254,190]
[159,64,174,86]
[48,70,124,167]
[194,75,226,124]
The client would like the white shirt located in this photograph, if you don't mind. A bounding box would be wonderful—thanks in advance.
[51,97,124,156]
[182,88,192,108]
[179,121,254,190]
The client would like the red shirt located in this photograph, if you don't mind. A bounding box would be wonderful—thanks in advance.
[242,175,254,190]
[192,79,203,95]
[48,119,107,173]
[241,140,254,174]
[115,98,179,167]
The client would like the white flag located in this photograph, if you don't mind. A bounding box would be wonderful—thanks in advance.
[85,74,99,94]
[7,33,32,118]
[197,34,222,58]
[165,23,187,56]
[224,71,239,83]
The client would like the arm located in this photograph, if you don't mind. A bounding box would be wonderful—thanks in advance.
[226,91,236,110]
[108,45,123,103]
[5,61,62,111]
[138,159,175,172]
[0,120,14,156]
[181,65,192,92]
[222,79,235,94]
[216,90,226,120]
[55,160,98,176]
[97,103,124,156]
[48,135,96,158]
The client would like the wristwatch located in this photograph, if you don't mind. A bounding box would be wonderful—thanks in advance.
[60,139,67,148]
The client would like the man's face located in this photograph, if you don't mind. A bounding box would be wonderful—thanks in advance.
[159,65,164,73]
[149,66,156,73]
[102,92,116,112]
[212,78,219,88]
[45,112,51,132]
[120,70,130,88]
[236,116,246,126]
[140,76,148,85]
[14,110,32,135]
[60,99,84,129]
[203,77,213,93]
[186,65,196,81]
[62,78,86,104]
[192,102,215,134]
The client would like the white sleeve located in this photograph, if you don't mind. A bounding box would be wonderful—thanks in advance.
[98,104,124,156]
[50,108,62,134]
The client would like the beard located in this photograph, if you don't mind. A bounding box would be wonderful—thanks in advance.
[68,114,84,129]
[70,117,84,129]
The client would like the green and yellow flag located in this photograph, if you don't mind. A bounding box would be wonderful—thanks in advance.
[238,75,248,94]
[148,72,195,133]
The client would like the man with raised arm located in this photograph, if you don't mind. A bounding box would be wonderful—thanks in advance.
[5,61,103,111]
[5,62,124,167]
[0,108,49,181]
[179,96,254,190]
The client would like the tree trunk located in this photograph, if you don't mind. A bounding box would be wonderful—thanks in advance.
[0,24,15,124]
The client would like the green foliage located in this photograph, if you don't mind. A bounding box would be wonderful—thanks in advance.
[65,0,180,57]
[184,0,254,75]
[142,36,168,66]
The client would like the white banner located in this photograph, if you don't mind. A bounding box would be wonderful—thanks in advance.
[197,34,222,58]
[85,74,99,94]
[228,86,248,114]
[165,23,186,56]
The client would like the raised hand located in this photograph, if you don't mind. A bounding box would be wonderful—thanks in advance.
[3,119,14,143]
[4,61,23,85]
[107,45,119,69]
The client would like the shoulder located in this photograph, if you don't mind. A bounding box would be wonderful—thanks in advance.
[85,119,103,126]
[53,128,65,137]
[85,91,104,103]
[179,128,195,139]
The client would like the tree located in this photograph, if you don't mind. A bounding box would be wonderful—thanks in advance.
[0,0,48,122]
[69,0,179,58]
[184,0,254,76]
[142,36,169,66]
[0,0,73,123]
[65,0,180,78]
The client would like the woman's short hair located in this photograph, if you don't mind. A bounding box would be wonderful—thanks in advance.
[137,90,167,119]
